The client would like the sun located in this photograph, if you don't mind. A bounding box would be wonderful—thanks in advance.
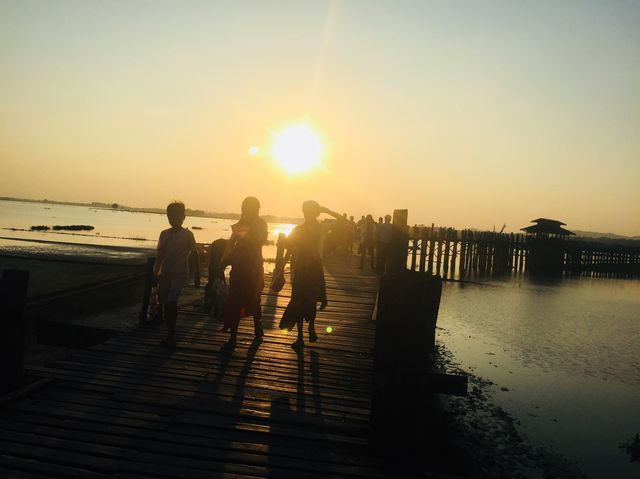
[270,124,325,175]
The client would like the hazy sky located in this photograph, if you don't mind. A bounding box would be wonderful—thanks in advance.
[1,1,639,235]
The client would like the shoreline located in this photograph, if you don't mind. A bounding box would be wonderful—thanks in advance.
[0,236,155,255]
[1,196,304,225]
[433,340,586,478]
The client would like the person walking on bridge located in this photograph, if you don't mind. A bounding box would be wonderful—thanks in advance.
[359,214,376,270]
[220,196,268,352]
[277,201,342,352]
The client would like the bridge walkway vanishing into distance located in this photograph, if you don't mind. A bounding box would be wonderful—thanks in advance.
[0,251,457,479]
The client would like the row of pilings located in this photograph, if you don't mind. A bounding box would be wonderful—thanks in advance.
[406,225,640,279]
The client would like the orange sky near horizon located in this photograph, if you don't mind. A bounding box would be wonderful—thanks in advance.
[1,1,639,236]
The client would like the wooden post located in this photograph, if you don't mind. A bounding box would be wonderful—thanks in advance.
[459,230,467,278]
[371,262,443,453]
[470,232,477,272]
[435,227,444,276]
[443,229,451,279]
[427,223,435,274]
[508,233,515,271]
[419,227,428,273]
[138,257,156,327]
[477,233,485,274]
[1,269,29,393]
[450,229,458,278]
[410,225,418,271]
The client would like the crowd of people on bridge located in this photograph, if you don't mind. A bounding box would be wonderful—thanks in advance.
[323,212,394,273]
[152,197,394,352]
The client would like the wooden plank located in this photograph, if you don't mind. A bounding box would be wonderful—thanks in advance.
[0,252,396,477]
[0,269,29,393]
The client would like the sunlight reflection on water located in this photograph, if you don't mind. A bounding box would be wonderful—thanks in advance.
[0,200,296,263]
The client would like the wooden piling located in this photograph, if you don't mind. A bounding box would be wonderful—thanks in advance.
[419,227,428,273]
[410,225,418,271]
[459,230,467,278]
[0,269,29,393]
[450,229,458,278]
[371,209,446,453]
[443,229,451,278]
[138,257,156,327]
[427,223,435,274]
[435,227,443,276]
[398,221,638,279]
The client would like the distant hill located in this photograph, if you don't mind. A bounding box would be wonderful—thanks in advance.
[572,230,640,240]
[572,230,640,247]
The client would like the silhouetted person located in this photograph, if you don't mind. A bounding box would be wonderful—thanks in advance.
[359,214,376,270]
[376,214,392,274]
[154,201,199,349]
[340,212,349,252]
[346,215,357,254]
[278,201,336,352]
[221,196,267,352]
[357,215,365,253]
[323,212,349,255]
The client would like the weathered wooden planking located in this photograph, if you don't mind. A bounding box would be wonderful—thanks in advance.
[1,253,386,478]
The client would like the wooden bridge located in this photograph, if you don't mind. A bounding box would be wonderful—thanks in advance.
[0,251,457,478]
[407,225,640,279]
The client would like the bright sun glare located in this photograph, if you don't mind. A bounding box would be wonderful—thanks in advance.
[271,124,324,175]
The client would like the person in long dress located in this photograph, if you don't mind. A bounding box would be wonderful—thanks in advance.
[221,196,268,351]
[278,201,342,352]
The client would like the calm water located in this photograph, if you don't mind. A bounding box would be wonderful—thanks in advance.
[438,277,640,478]
[0,200,294,262]
[2,200,639,477]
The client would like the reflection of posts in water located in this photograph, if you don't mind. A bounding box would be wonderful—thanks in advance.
[0,269,29,393]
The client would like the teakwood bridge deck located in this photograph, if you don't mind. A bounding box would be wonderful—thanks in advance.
[0,253,442,478]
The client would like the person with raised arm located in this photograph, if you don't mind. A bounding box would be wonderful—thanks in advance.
[277,201,343,352]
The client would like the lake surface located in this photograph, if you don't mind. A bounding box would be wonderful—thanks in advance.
[438,276,640,478]
[0,199,294,262]
[2,199,639,477]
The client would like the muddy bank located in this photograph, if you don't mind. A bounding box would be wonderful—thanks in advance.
[433,337,586,478]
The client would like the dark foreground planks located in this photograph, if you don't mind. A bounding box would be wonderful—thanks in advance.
[1,253,395,478]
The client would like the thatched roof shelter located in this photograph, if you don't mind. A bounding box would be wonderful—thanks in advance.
[521,218,575,236]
